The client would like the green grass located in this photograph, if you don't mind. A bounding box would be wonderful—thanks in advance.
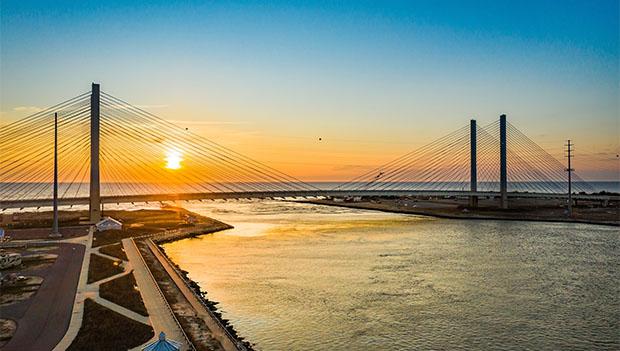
[87,254,124,284]
[67,299,153,351]
[92,228,159,247]
[100,271,148,317]
[98,243,128,261]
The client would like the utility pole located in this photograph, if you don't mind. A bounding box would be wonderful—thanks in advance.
[565,139,574,217]
[50,112,61,238]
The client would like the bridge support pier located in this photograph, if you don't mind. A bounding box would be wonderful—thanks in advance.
[500,114,508,209]
[469,119,478,208]
[89,83,101,223]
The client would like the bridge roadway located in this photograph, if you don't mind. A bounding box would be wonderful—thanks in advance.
[2,190,618,210]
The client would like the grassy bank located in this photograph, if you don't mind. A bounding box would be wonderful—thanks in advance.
[87,254,124,284]
[67,299,153,351]
[98,243,128,260]
[100,272,149,317]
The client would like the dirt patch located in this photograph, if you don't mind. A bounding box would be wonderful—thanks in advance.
[0,319,17,346]
[19,253,57,270]
[0,276,44,306]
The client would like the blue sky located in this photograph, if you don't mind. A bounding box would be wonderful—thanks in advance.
[1,0,618,179]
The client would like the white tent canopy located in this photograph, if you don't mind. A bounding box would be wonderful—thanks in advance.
[95,217,122,232]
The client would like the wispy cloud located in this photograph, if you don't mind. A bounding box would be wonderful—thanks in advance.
[13,106,43,114]
[332,164,372,172]
[100,103,169,111]
[166,119,250,126]
[134,104,169,109]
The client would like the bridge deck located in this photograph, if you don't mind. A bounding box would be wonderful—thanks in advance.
[1,190,617,210]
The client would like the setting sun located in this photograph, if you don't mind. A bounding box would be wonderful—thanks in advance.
[165,149,183,170]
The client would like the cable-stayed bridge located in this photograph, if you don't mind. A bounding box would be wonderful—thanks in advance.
[1,84,616,222]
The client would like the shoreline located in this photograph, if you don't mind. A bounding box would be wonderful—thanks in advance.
[139,216,254,351]
[301,200,620,227]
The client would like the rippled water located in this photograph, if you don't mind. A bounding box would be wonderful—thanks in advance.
[163,201,619,350]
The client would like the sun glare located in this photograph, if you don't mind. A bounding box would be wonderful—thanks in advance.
[165,149,183,170]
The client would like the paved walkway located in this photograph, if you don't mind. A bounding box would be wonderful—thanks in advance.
[123,238,190,351]
[147,240,243,351]
[52,227,94,351]
[93,295,150,325]
[4,223,222,350]
[1,243,85,351]
[53,230,155,350]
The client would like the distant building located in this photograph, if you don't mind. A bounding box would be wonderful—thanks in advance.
[142,332,181,351]
[95,217,123,232]
[183,214,197,225]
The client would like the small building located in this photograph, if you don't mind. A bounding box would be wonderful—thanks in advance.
[142,332,181,351]
[95,217,122,232]
[183,214,197,225]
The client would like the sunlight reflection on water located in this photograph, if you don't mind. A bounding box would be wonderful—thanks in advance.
[163,201,619,351]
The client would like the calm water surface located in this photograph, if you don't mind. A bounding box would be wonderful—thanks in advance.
[163,201,619,350]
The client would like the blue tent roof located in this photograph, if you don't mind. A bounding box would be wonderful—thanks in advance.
[142,332,181,351]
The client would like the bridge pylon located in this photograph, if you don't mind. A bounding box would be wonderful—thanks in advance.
[469,119,478,207]
[89,83,101,223]
[499,114,508,209]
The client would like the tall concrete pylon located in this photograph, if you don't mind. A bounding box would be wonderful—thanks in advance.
[469,119,478,208]
[499,114,508,209]
[89,83,101,223]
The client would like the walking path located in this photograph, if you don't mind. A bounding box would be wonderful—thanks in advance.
[147,239,244,351]
[123,238,191,351]
[52,227,94,351]
[53,230,157,350]
[36,221,232,350]
[1,243,85,351]
[93,295,150,325]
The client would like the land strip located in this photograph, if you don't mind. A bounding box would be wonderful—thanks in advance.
[305,197,620,226]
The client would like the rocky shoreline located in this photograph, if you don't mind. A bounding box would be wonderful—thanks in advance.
[146,215,255,350]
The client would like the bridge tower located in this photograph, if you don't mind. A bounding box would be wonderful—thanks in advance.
[469,119,478,207]
[89,83,101,223]
[499,114,508,209]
